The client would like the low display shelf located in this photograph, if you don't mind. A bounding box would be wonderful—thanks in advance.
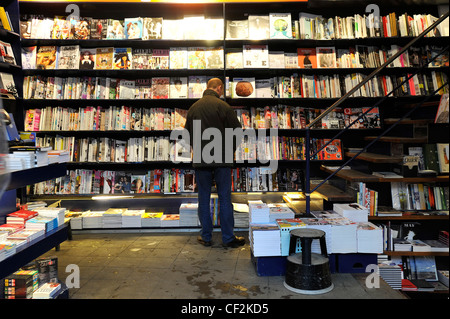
[0,223,69,279]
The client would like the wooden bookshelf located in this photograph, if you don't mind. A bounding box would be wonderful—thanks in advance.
[363,136,428,143]
[320,166,449,183]
[345,151,403,163]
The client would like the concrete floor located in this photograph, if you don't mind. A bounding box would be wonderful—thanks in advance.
[42,231,406,299]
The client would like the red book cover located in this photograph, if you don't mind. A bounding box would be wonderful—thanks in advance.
[322,139,342,160]
[297,48,317,68]
[7,210,38,220]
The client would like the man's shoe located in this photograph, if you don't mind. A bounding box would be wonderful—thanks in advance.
[223,236,245,248]
[197,236,212,247]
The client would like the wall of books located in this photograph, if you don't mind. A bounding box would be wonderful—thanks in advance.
[12,1,448,231]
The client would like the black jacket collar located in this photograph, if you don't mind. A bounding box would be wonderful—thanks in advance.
[203,89,220,98]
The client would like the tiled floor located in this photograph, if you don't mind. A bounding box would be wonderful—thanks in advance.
[41,231,406,299]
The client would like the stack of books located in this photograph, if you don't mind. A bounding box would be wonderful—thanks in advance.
[34,207,66,227]
[333,203,369,223]
[122,210,144,228]
[4,270,39,299]
[47,150,71,163]
[179,203,199,227]
[393,238,413,251]
[233,205,249,229]
[324,217,358,254]
[25,216,58,233]
[6,210,39,226]
[65,211,84,229]
[276,218,307,256]
[0,224,24,235]
[141,212,163,227]
[32,282,62,299]
[378,262,403,290]
[0,230,9,241]
[82,211,104,229]
[0,243,16,261]
[5,153,34,171]
[356,222,383,254]
[7,229,44,243]
[249,203,270,224]
[9,146,52,167]
[102,208,125,228]
[160,214,180,227]
[410,239,432,252]
[422,240,449,252]
[249,224,281,257]
[267,203,295,222]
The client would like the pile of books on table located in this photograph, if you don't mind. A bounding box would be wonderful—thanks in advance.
[179,203,199,227]
[141,212,163,227]
[102,208,125,228]
[122,210,144,228]
[82,211,104,229]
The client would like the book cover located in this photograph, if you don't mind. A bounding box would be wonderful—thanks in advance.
[169,77,188,99]
[132,48,151,69]
[89,19,107,39]
[437,143,449,173]
[161,19,183,40]
[361,107,381,128]
[321,139,342,160]
[51,16,70,39]
[248,15,270,39]
[79,48,96,70]
[269,13,292,39]
[131,175,146,193]
[36,46,58,70]
[95,47,113,70]
[188,47,206,69]
[297,48,317,68]
[205,47,224,69]
[316,46,337,68]
[183,15,205,40]
[226,20,248,39]
[151,77,169,99]
[269,51,285,68]
[73,18,91,40]
[204,18,224,40]
[232,78,256,98]
[57,45,80,70]
[150,49,169,69]
[123,17,142,39]
[142,17,163,40]
[188,75,206,99]
[255,79,272,98]
[21,46,36,69]
[118,79,135,99]
[226,50,243,69]
[243,44,269,68]
[169,47,188,69]
[113,48,132,70]
[435,93,449,123]
[106,19,125,39]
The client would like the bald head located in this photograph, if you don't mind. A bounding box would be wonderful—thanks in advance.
[207,78,223,90]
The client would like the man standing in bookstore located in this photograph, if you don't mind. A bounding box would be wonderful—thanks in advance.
[184,78,245,248]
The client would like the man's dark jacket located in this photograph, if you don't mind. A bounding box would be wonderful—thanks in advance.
[184,89,242,168]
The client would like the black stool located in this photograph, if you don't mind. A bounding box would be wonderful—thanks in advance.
[284,228,334,294]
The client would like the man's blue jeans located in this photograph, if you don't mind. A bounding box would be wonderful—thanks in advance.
[195,167,234,244]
